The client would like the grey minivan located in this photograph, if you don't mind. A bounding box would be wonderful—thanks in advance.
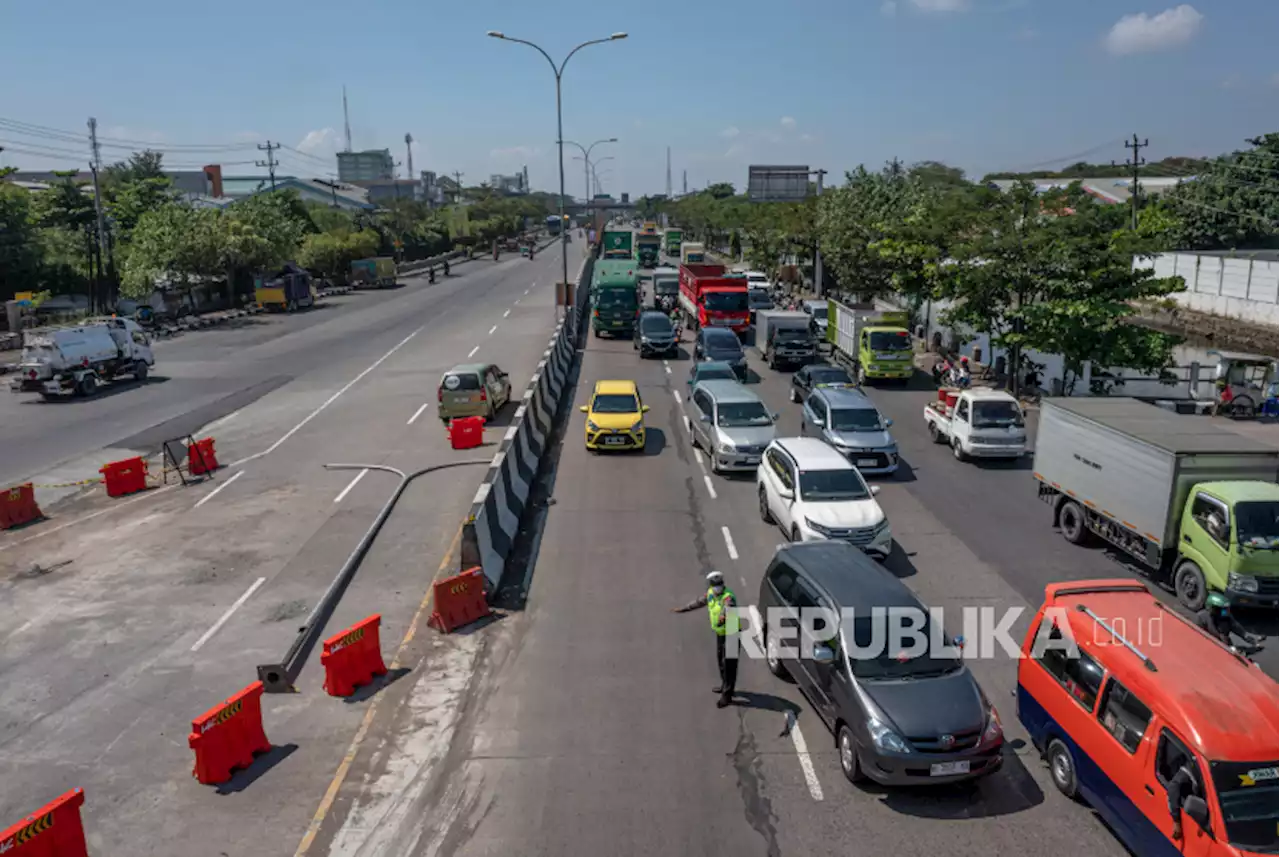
[685,379,779,473]
[758,541,1004,787]
[799,387,899,475]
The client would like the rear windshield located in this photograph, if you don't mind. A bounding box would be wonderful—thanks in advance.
[442,373,481,391]
[592,394,639,413]
[696,366,737,382]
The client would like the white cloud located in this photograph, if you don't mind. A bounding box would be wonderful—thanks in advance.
[490,145,539,160]
[780,116,796,129]
[296,128,339,154]
[720,126,740,138]
[881,1,897,16]
[1104,4,1202,56]
[909,0,969,12]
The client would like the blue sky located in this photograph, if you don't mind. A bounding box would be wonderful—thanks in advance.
[2,0,1275,197]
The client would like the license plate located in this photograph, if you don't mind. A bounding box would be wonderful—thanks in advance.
[930,761,970,777]
[611,321,622,326]
[745,456,760,465]
[604,436,627,445]
[856,458,878,468]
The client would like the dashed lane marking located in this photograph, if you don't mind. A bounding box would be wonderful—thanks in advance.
[193,470,243,509]
[703,474,718,499]
[333,468,368,504]
[503,309,511,318]
[787,711,826,801]
[671,389,682,405]
[467,345,480,358]
[721,526,739,560]
[407,403,430,425]
[488,325,498,336]
[190,577,266,652]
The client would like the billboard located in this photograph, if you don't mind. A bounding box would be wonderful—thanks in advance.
[747,165,811,203]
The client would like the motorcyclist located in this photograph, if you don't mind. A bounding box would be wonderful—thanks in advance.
[1197,592,1264,653]
[428,266,436,284]
[442,259,451,276]
[669,306,682,340]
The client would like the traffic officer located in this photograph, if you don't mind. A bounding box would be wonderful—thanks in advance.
[672,571,740,708]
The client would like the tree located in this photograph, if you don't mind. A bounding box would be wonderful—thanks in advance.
[705,182,735,200]
[908,161,968,188]
[103,150,166,185]
[0,183,42,300]
[120,203,223,297]
[227,190,313,269]
[1158,133,1278,251]
[297,229,380,281]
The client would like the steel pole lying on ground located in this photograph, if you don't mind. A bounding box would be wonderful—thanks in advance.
[256,459,491,693]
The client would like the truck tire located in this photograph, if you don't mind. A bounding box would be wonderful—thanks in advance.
[1058,501,1090,545]
[134,361,149,382]
[77,374,98,397]
[929,423,944,444]
[1174,561,1208,611]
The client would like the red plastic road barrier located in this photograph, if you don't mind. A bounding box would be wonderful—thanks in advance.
[320,614,388,697]
[0,788,88,856]
[448,416,484,450]
[188,681,271,785]
[188,437,220,476]
[0,483,42,530]
[429,567,491,633]
[100,456,148,498]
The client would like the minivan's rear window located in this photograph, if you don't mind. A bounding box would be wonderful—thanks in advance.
[442,373,481,391]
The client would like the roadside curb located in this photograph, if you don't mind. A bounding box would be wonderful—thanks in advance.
[460,252,594,590]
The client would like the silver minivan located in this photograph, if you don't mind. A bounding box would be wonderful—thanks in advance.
[686,379,779,473]
[799,386,899,475]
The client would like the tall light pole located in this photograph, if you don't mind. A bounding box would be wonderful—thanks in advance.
[564,137,616,203]
[573,154,614,198]
[487,31,627,299]
[588,157,614,197]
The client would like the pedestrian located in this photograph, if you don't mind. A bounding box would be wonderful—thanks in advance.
[672,571,740,708]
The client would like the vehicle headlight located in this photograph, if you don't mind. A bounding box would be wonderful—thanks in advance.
[805,517,834,537]
[871,519,891,537]
[586,420,599,432]
[718,441,736,454]
[630,420,644,433]
[1228,573,1258,593]
[981,707,1003,746]
[868,718,909,753]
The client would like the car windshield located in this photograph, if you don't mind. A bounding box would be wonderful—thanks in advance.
[844,614,963,680]
[597,288,637,309]
[810,367,853,387]
[717,401,773,427]
[1210,761,1278,854]
[694,365,737,383]
[592,394,639,414]
[443,373,481,391]
[703,331,741,352]
[971,400,1024,428]
[1236,501,1279,550]
[798,468,870,501]
[807,305,828,320]
[704,292,747,312]
[776,329,809,342]
[641,316,672,334]
[868,330,912,352]
[830,408,883,431]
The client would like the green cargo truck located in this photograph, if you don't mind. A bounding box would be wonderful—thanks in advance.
[591,260,640,338]
[602,229,633,260]
[635,233,662,269]
[828,302,913,384]
[350,257,397,288]
[664,229,682,257]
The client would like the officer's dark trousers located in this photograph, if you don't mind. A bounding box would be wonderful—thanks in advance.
[716,634,738,698]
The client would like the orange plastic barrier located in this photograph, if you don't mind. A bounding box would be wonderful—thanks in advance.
[320,614,388,697]
[0,483,43,530]
[429,567,491,633]
[188,681,271,785]
[100,456,148,498]
[448,416,484,450]
[188,437,219,476]
[937,387,948,402]
[0,788,88,857]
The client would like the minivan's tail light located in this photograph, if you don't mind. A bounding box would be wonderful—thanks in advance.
[437,386,443,402]
[479,387,487,402]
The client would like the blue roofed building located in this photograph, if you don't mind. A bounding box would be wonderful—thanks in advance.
[219,176,374,211]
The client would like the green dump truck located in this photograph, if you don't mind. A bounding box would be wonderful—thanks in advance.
[590,259,640,338]
[635,233,662,269]
[602,229,634,260]
[350,257,397,289]
[665,229,683,257]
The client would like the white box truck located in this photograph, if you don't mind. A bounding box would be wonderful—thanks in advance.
[1033,397,1278,610]
[10,317,155,399]
[753,310,816,369]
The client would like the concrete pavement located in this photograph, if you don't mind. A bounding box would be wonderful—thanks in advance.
[0,244,576,857]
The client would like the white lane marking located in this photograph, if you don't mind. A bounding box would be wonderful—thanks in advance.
[514,299,521,305]
[406,403,430,425]
[524,288,530,295]
[0,484,176,553]
[190,576,266,652]
[671,389,682,405]
[467,345,480,358]
[193,470,243,509]
[488,325,498,336]
[503,309,511,318]
[703,475,718,499]
[748,605,765,648]
[664,364,672,375]
[334,468,369,503]
[787,712,826,801]
[721,526,739,560]
[230,327,423,467]
[695,450,707,474]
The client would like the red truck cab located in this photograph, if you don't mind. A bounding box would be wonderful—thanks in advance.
[678,264,750,336]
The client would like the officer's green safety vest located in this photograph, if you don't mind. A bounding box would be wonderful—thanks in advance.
[707,587,739,637]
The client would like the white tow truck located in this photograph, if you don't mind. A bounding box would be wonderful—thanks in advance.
[10,317,155,400]
[923,388,1027,461]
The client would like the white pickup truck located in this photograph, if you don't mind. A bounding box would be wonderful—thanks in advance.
[923,388,1027,461]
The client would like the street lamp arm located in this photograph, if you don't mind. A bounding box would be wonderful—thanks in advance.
[493,35,560,77]
[558,37,617,76]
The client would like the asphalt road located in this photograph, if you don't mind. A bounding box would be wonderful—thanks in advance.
[0,242,580,857]
[310,268,1150,857]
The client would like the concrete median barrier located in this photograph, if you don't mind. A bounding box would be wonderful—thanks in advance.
[460,253,593,589]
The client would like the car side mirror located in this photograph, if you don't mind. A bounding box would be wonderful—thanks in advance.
[579,405,589,413]
[779,488,794,501]
[870,485,881,496]
[771,412,780,421]
[812,644,836,664]
[641,405,650,413]
[884,418,894,427]
[1183,795,1209,829]
[699,414,711,423]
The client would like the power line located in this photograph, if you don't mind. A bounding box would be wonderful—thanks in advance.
[1010,139,1124,173]
[278,144,331,164]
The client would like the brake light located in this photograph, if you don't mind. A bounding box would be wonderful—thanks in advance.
[480,388,487,402]
[594,309,600,318]
[437,387,443,402]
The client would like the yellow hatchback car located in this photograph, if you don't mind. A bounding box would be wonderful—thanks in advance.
[581,380,649,451]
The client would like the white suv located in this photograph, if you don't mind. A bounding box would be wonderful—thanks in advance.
[756,437,892,559]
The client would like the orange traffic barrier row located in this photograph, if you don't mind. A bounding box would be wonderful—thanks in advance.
[321,614,388,697]
[0,788,88,856]
[188,681,271,785]
[0,483,43,530]
[429,567,491,633]
[100,456,149,498]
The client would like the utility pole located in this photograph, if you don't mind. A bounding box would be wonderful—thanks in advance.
[317,178,341,208]
[87,118,111,313]
[404,133,414,181]
[257,141,280,190]
[813,169,827,297]
[1116,134,1149,230]
[682,169,687,196]
[453,170,464,202]
[665,146,672,198]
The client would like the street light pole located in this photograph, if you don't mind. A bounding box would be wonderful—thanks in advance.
[487,31,627,303]
[564,137,617,203]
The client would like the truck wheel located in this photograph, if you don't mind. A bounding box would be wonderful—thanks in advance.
[951,438,969,462]
[286,299,297,313]
[1059,501,1090,545]
[1174,561,1208,611]
[134,361,149,382]
[929,423,944,444]
[1046,739,1078,800]
[76,374,99,397]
